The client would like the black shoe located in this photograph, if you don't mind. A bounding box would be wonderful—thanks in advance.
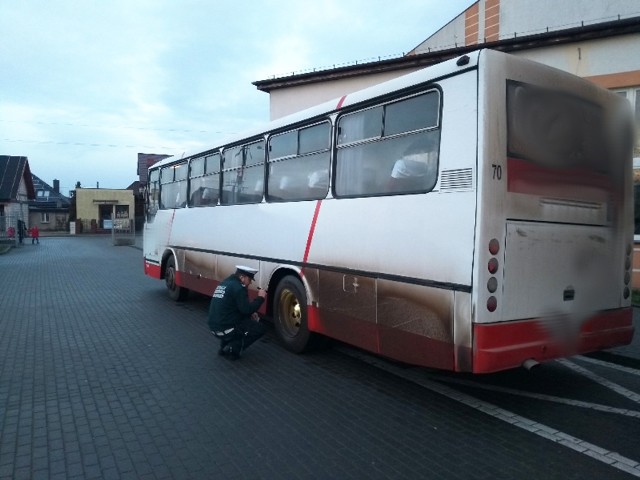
[218,345,230,356]
[225,347,241,361]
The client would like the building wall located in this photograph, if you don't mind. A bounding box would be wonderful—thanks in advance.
[511,35,640,80]
[413,0,640,53]
[2,177,31,228]
[499,0,639,39]
[76,189,134,226]
[28,211,69,232]
[267,4,640,121]
[268,70,415,120]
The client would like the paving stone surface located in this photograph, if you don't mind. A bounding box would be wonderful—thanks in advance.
[0,235,638,479]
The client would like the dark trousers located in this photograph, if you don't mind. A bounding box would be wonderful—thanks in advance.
[219,317,266,354]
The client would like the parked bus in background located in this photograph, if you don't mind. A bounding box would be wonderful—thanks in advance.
[143,49,634,373]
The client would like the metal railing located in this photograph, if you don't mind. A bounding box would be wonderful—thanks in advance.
[112,218,136,246]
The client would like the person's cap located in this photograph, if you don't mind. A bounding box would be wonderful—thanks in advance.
[235,265,258,280]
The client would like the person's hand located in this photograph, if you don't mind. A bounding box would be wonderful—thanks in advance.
[251,312,260,322]
[257,288,267,299]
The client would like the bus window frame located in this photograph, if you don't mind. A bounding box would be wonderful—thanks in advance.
[189,152,221,207]
[146,169,161,221]
[159,162,189,210]
[220,138,266,206]
[266,121,332,203]
[333,89,442,199]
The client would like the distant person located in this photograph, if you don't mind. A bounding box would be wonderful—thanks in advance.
[208,266,267,360]
[17,220,24,244]
[31,225,39,244]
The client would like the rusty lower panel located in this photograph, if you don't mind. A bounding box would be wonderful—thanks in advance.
[314,271,457,369]
[377,279,455,369]
[317,270,378,352]
[184,250,217,281]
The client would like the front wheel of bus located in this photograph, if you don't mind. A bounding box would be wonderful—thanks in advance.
[274,275,313,353]
[165,256,188,301]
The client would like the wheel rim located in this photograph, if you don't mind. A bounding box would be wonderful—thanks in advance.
[278,288,302,337]
[166,265,176,291]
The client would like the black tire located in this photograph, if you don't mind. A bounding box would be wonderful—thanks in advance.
[165,256,188,301]
[274,275,314,353]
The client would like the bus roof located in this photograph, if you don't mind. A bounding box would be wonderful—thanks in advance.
[151,49,483,170]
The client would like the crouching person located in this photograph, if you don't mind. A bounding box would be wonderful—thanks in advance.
[208,266,267,360]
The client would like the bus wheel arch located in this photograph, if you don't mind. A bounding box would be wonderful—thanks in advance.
[163,251,188,302]
[272,273,319,353]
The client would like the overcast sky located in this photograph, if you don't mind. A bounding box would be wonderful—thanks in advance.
[1,1,474,196]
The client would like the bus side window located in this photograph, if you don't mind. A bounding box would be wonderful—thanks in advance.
[221,141,264,205]
[335,90,440,198]
[387,133,439,194]
[267,122,331,202]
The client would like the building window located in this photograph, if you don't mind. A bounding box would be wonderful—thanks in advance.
[616,88,640,238]
[41,212,50,223]
[115,205,129,218]
[614,88,640,158]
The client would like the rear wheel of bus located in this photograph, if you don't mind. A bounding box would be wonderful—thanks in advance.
[165,256,188,301]
[274,275,317,353]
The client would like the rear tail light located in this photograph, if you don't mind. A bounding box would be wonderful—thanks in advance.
[489,238,500,255]
[487,296,497,312]
[623,243,632,299]
[487,239,500,312]
[488,258,499,274]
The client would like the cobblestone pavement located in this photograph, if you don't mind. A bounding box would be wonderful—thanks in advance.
[0,236,638,479]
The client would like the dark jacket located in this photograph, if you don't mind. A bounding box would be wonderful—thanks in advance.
[208,274,264,331]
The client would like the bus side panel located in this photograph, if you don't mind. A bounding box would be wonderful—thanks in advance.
[453,291,473,372]
[178,270,217,297]
[143,209,175,279]
[316,270,379,353]
[313,272,457,370]
[182,249,218,296]
[377,280,455,370]
[472,307,634,373]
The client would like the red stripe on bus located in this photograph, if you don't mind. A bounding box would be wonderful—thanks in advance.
[144,260,161,279]
[301,200,323,276]
[336,95,347,109]
[507,157,612,196]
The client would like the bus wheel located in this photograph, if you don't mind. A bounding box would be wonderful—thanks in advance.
[165,256,188,301]
[274,275,312,353]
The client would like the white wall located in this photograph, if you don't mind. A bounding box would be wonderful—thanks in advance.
[268,69,420,120]
[512,34,640,77]
[500,0,640,38]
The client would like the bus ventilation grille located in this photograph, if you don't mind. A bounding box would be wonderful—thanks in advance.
[439,168,474,192]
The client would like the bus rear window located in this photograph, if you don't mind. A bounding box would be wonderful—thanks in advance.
[506,80,611,197]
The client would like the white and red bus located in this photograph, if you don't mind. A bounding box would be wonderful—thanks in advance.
[143,49,634,373]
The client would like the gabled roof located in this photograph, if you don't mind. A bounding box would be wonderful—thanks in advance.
[0,155,36,202]
[29,174,71,211]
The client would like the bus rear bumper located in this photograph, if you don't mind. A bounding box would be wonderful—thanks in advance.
[472,308,634,373]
